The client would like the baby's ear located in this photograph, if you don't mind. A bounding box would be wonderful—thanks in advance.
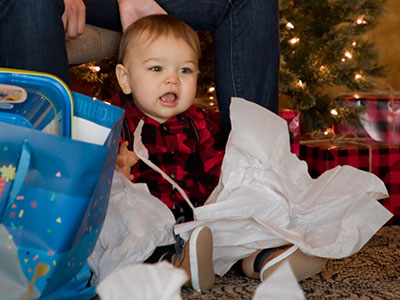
[115,64,133,94]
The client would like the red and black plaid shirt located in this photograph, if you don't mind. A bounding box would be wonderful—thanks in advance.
[111,93,224,211]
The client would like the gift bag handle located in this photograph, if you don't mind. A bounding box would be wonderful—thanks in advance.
[7,140,31,210]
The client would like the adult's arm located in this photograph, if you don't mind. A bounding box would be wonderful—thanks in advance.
[117,0,167,31]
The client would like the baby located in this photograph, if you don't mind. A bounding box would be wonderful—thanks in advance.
[111,14,224,292]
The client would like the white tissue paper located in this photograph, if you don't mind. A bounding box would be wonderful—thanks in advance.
[88,172,176,285]
[96,261,188,300]
[253,260,305,300]
[175,97,393,276]
[96,260,304,300]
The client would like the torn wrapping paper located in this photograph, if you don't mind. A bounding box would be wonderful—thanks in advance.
[175,97,393,276]
[88,172,176,285]
[96,261,187,300]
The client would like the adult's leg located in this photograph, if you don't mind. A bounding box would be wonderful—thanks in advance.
[214,0,280,132]
[0,0,70,85]
[84,0,122,32]
[156,0,280,133]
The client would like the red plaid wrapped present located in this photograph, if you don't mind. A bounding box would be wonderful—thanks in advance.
[300,134,400,224]
[280,109,300,156]
[334,92,400,144]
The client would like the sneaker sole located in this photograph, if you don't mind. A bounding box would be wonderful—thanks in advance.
[189,226,215,292]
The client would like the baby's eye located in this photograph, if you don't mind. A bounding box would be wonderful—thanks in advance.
[180,67,193,74]
[150,66,162,72]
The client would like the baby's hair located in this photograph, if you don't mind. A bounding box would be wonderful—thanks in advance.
[118,14,201,64]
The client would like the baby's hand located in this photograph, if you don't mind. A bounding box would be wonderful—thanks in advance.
[116,141,139,180]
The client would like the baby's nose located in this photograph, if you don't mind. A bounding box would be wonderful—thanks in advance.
[164,73,179,85]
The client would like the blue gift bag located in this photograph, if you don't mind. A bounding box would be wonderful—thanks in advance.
[0,69,124,299]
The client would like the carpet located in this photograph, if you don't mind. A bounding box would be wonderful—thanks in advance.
[181,225,400,299]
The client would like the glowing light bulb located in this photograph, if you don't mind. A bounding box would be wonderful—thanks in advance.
[355,74,362,80]
[296,80,305,88]
[286,22,294,29]
[209,96,214,99]
[89,65,100,72]
[356,17,367,25]
[289,37,299,45]
[344,51,352,59]
[352,41,357,47]
[208,86,215,93]
[320,65,326,71]
[341,58,346,62]
[330,109,338,116]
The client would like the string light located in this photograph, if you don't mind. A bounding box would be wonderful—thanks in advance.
[330,109,338,116]
[344,51,353,59]
[319,65,326,71]
[89,65,100,72]
[352,41,357,47]
[208,86,215,93]
[356,17,367,25]
[289,37,300,45]
[324,128,333,135]
[296,80,305,88]
[286,22,294,30]
[355,73,362,80]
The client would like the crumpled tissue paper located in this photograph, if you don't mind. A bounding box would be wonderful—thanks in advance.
[88,172,176,285]
[175,97,393,276]
[96,261,188,300]
[253,260,305,300]
[96,259,305,300]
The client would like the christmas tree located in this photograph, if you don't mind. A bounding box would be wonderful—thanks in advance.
[279,0,387,131]
[71,0,388,131]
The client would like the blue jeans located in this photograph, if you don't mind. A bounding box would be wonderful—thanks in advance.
[0,0,279,132]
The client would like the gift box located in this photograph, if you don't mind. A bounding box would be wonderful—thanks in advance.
[279,109,300,156]
[334,92,400,144]
[300,135,400,224]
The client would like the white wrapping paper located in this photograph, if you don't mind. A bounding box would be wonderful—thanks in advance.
[175,97,392,276]
[253,260,305,300]
[88,172,176,285]
[96,260,305,300]
[96,261,188,300]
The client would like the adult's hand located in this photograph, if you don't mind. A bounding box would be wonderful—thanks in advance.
[118,0,167,31]
[62,0,86,40]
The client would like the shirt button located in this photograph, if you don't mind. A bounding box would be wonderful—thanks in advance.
[170,173,175,179]
[161,124,168,133]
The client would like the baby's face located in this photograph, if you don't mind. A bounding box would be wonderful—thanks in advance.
[123,33,198,123]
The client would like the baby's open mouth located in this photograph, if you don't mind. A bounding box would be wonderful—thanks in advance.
[160,92,177,102]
